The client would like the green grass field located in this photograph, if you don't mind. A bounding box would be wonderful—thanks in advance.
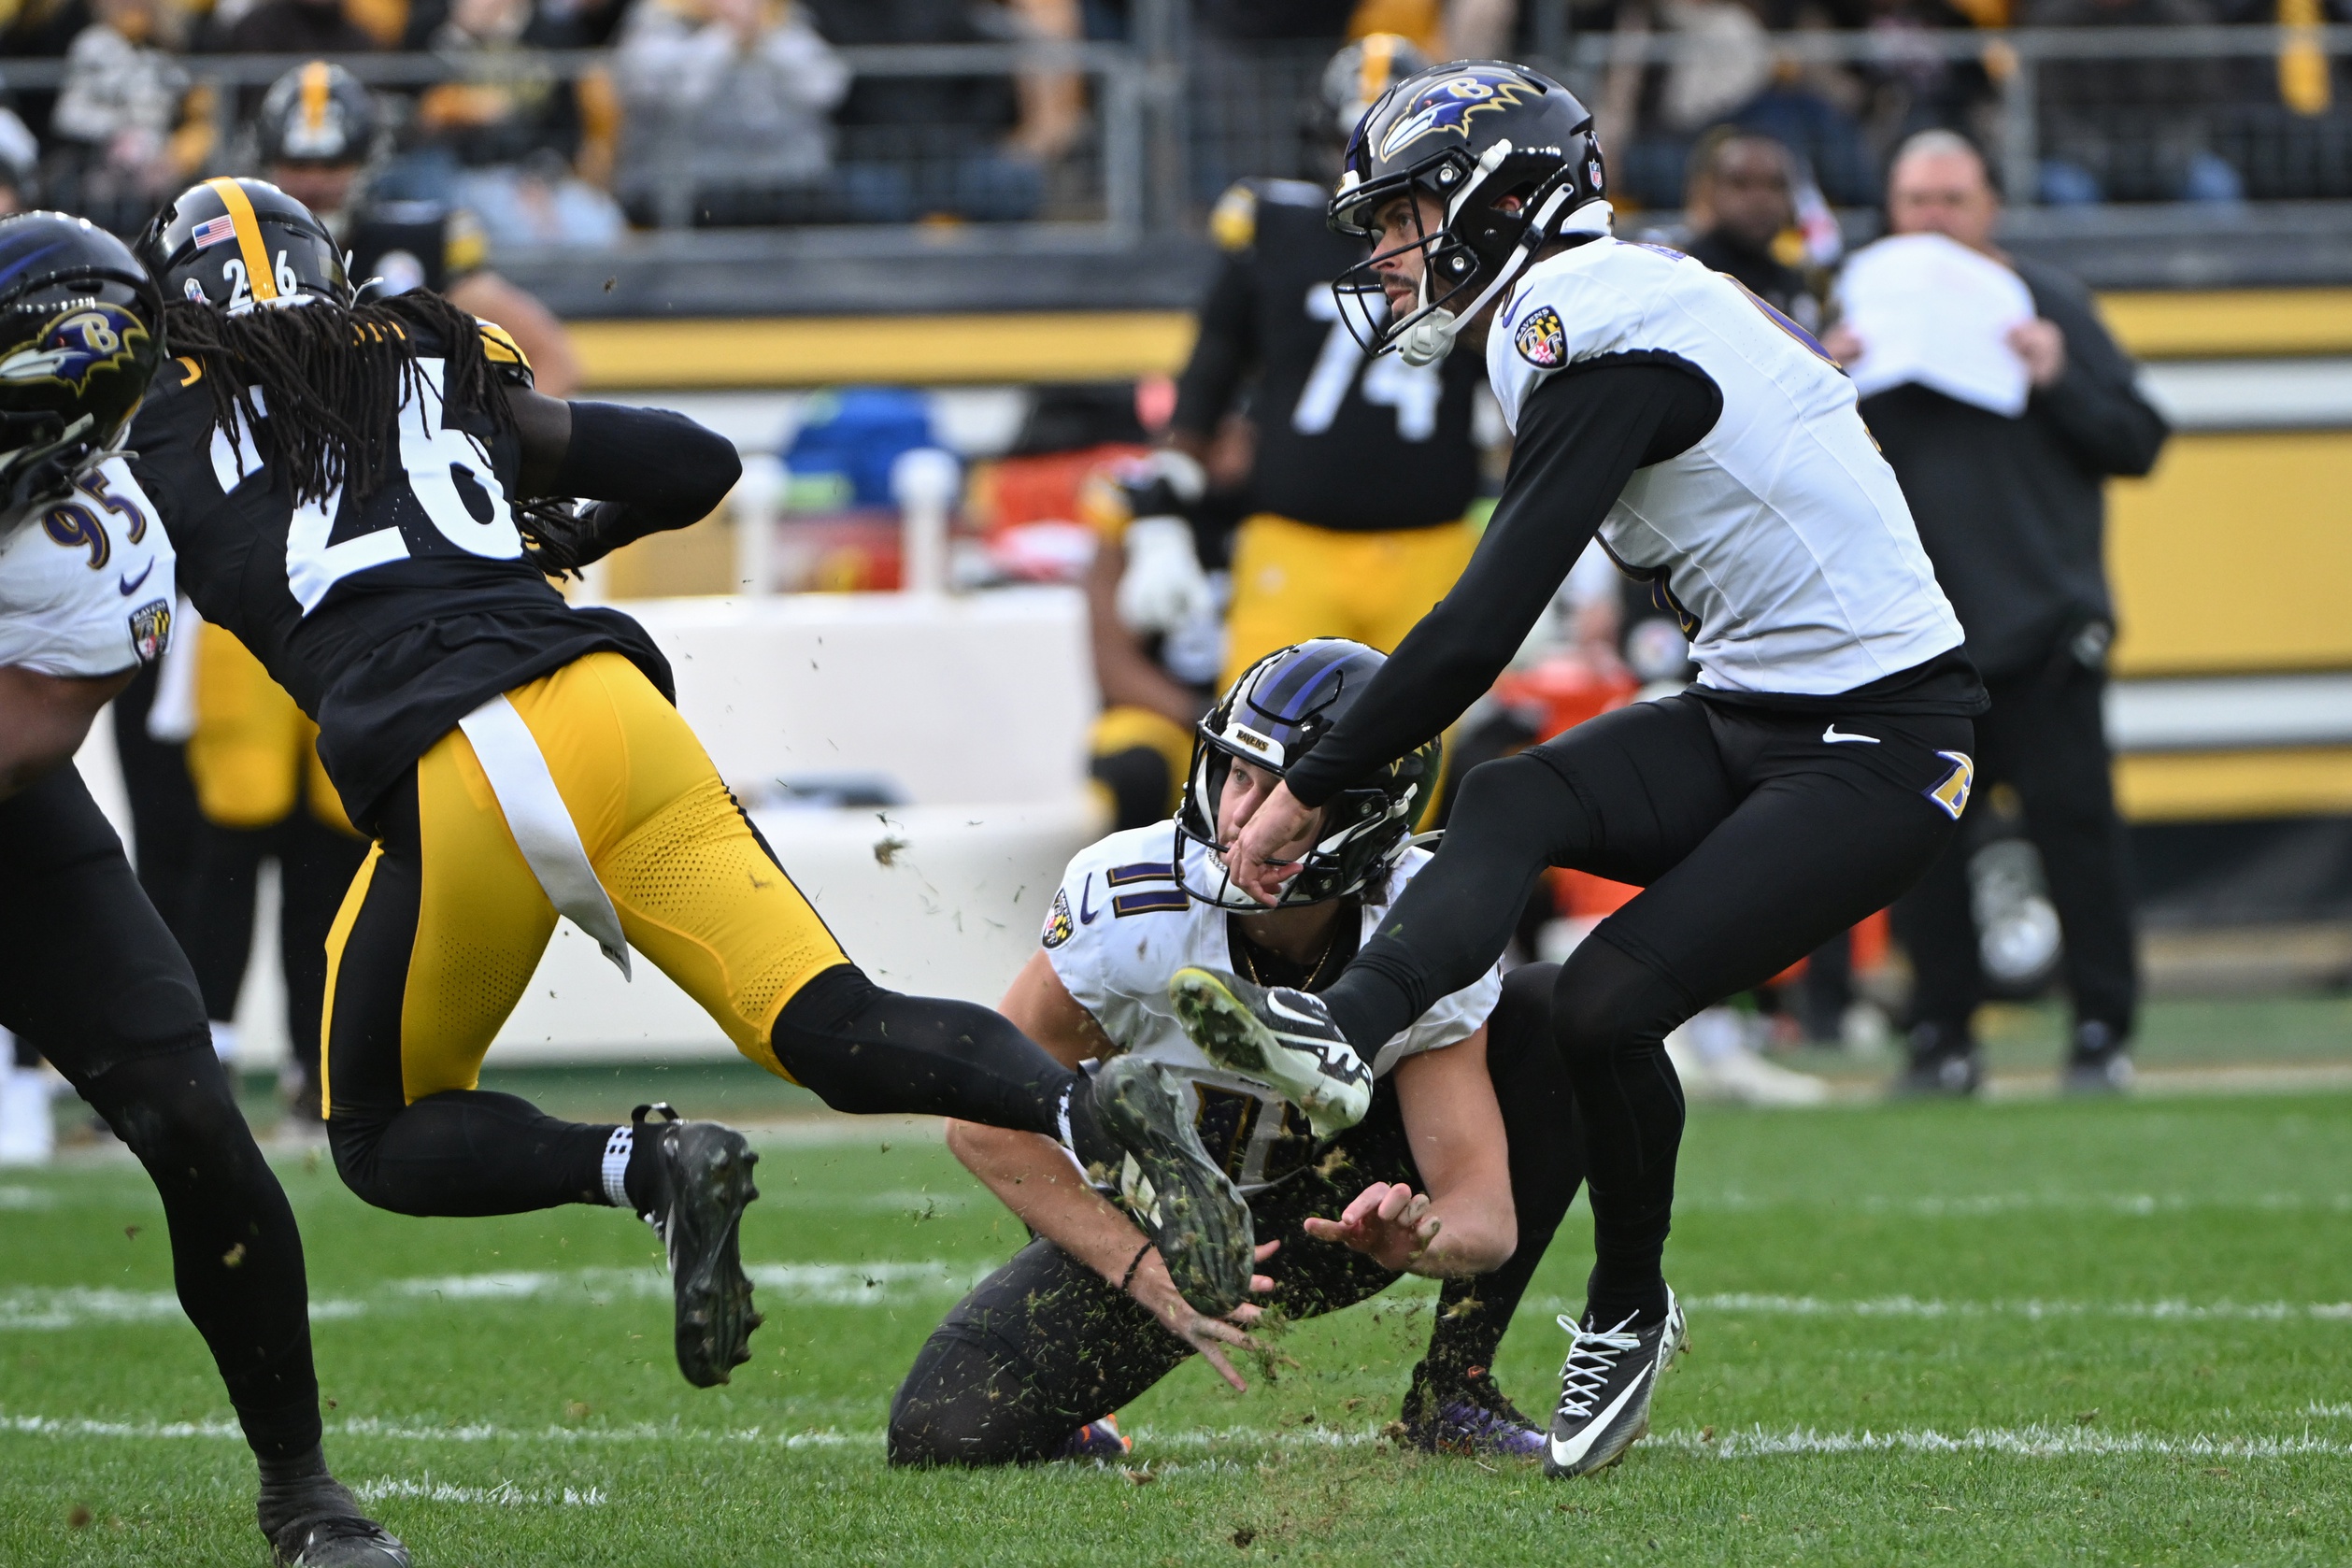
[7,1034,2352,1564]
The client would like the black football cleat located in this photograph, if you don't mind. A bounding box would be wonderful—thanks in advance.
[1090,1055,1255,1317]
[633,1103,763,1388]
[1543,1288,1688,1478]
[260,1477,408,1567]
[1167,967,1372,1138]
[1892,1022,1984,1099]
[1400,1361,1547,1458]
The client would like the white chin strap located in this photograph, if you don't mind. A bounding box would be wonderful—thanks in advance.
[1394,189,1613,368]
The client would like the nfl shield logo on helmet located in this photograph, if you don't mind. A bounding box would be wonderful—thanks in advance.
[128,598,172,664]
[1515,306,1567,369]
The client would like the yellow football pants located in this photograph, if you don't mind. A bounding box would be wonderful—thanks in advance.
[187,627,357,834]
[321,651,847,1112]
[1219,512,1481,689]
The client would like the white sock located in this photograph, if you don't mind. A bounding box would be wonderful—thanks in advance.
[602,1124,634,1209]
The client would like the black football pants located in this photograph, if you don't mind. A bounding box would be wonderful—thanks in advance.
[887,962,1584,1467]
[0,766,323,1461]
[1892,658,2138,1047]
[1320,692,1970,1325]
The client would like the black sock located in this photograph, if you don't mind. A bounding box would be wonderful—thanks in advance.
[326,1089,617,1217]
[771,963,1082,1134]
[1582,1263,1670,1332]
[1424,1278,1509,1386]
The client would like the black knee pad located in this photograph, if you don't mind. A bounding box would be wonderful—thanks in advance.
[1550,934,1696,1070]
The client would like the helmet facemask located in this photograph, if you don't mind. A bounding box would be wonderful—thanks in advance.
[1175,643,1436,913]
[1331,140,1586,367]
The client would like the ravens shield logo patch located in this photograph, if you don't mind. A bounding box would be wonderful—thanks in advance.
[1041,887,1075,949]
[1514,305,1567,369]
[128,597,172,664]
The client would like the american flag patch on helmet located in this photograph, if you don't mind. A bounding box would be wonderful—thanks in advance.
[192,216,238,249]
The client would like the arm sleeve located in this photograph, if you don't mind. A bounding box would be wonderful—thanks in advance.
[1282,357,1719,807]
[1169,251,1258,439]
[2028,283,2170,479]
[550,402,742,524]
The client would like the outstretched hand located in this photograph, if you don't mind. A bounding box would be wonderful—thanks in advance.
[1222,782,1320,906]
[1303,1181,1441,1273]
[1130,1240,1281,1390]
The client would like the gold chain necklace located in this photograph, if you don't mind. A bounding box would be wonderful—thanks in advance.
[1234,919,1342,991]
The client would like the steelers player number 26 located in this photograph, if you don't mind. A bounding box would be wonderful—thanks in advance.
[221,250,304,313]
[1294,286,1442,440]
[284,357,524,615]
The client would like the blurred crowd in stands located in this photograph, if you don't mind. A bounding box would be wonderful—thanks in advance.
[4,0,2351,252]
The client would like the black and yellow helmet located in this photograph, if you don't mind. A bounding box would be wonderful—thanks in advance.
[135,178,349,314]
[0,212,164,520]
[1176,639,1441,912]
[255,60,380,169]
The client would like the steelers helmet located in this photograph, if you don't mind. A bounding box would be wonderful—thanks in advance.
[1327,61,1606,365]
[0,212,164,521]
[1176,639,1441,912]
[136,178,349,313]
[255,60,381,169]
[1305,33,1431,175]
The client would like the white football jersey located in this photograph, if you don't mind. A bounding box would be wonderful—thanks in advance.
[0,456,176,677]
[1486,237,1964,698]
[1043,821,1501,1194]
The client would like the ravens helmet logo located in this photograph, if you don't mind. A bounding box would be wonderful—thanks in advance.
[0,304,153,396]
[1374,68,1539,162]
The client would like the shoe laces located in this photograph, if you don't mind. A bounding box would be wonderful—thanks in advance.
[1553,1312,1644,1420]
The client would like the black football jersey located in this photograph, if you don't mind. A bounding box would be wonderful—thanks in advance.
[127,322,670,833]
[1170,178,1483,534]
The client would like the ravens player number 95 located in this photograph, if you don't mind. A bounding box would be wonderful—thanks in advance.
[1168,61,1987,1480]
[126,177,1262,1400]
[0,212,406,1566]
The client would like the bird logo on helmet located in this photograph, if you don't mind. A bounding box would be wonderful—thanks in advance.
[136,178,350,316]
[1327,60,1608,368]
[1175,638,1441,913]
[0,212,164,521]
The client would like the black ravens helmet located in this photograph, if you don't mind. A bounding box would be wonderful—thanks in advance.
[255,60,381,170]
[0,212,164,520]
[136,178,349,313]
[1327,61,1607,365]
[1176,639,1440,912]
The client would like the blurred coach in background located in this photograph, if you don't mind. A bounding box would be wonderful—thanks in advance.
[1828,131,2169,1097]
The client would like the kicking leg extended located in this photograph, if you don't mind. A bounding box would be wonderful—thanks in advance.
[321,654,1253,1386]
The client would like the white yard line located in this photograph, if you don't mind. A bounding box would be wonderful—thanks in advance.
[9,1411,2352,1466]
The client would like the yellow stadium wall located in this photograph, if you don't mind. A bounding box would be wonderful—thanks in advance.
[2108,432,2352,677]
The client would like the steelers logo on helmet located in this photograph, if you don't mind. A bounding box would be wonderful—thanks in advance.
[1175,638,1440,912]
[1374,66,1541,162]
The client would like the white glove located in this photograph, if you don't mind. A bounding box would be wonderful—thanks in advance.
[1117,516,1214,635]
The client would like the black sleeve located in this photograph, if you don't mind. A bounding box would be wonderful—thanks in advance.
[1169,251,1259,439]
[1283,355,1722,807]
[551,402,742,522]
[2026,273,2169,479]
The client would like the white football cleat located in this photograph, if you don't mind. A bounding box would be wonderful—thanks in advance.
[1167,966,1372,1139]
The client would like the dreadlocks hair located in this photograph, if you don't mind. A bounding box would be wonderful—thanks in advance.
[162,292,516,507]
